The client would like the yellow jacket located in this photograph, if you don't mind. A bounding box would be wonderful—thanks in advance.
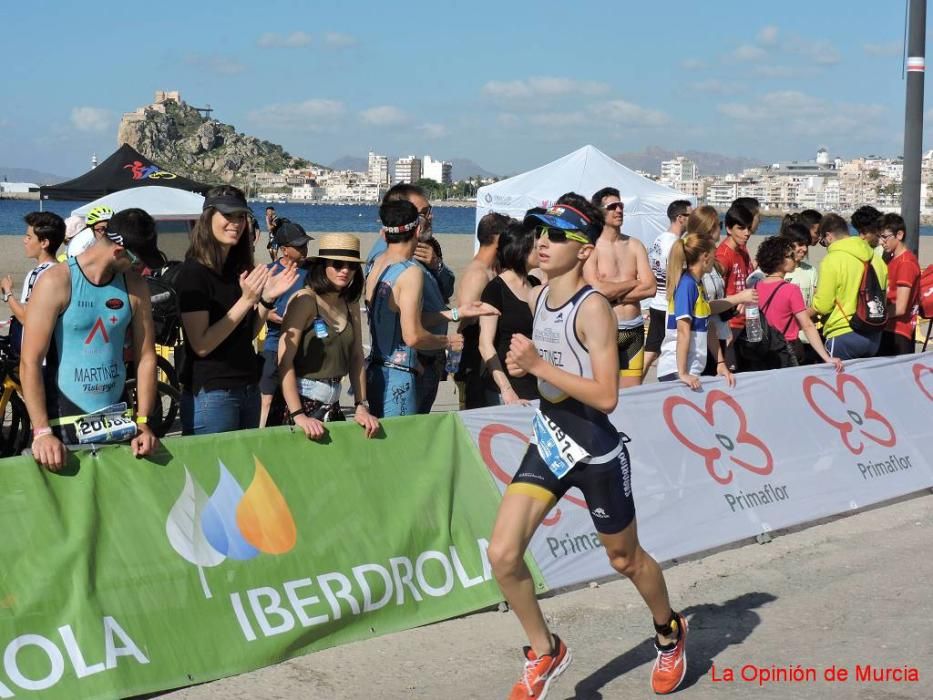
[812,236,888,339]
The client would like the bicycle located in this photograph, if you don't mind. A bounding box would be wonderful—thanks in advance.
[0,337,30,457]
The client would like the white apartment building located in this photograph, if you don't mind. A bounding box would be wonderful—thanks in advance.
[368,152,390,186]
[675,179,706,200]
[422,155,453,185]
[660,156,698,183]
[706,182,738,208]
[394,155,422,184]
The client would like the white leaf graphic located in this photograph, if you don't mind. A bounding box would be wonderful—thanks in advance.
[165,466,225,598]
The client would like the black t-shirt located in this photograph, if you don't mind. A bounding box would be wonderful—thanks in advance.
[175,259,259,393]
[480,275,541,400]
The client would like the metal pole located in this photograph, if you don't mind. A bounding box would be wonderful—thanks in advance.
[901,0,926,257]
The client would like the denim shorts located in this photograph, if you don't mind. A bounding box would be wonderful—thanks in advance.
[181,384,261,435]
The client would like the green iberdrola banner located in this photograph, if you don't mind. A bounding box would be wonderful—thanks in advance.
[0,413,522,699]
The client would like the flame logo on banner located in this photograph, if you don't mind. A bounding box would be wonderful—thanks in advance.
[662,390,774,485]
[165,458,296,598]
[801,374,896,455]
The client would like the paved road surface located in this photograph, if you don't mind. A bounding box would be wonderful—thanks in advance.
[158,492,932,699]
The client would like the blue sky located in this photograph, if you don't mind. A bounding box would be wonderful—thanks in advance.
[0,0,927,177]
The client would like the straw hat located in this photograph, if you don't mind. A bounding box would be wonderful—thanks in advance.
[312,233,363,263]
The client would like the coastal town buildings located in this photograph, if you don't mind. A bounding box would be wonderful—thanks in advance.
[663,147,927,215]
[393,156,422,184]
[367,152,390,186]
[422,155,453,185]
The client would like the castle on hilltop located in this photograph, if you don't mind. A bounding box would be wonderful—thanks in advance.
[122,91,213,125]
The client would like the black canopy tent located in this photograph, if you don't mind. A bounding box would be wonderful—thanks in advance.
[40,144,212,201]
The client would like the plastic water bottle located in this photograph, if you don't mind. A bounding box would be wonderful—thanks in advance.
[745,303,763,342]
[445,348,462,374]
[313,317,328,339]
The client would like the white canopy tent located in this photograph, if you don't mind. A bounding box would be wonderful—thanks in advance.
[71,185,204,221]
[475,145,692,248]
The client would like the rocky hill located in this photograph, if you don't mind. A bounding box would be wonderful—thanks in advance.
[118,96,317,184]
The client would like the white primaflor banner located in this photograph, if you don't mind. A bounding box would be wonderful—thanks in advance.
[459,355,933,590]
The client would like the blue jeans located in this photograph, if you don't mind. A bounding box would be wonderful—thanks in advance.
[366,364,416,418]
[825,331,881,361]
[182,385,261,435]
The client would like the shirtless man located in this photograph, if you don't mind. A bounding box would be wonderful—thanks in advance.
[582,188,656,388]
[455,212,507,409]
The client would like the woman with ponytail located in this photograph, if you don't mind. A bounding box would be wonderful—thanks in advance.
[657,234,735,389]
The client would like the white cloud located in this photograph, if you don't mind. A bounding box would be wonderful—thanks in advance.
[527,112,587,128]
[323,32,357,49]
[793,41,841,66]
[417,123,448,139]
[497,113,521,127]
[247,99,345,130]
[717,90,887,139]
[681,58,706,70]
[758,25,779,46]
[692,79,730,94]
[589,100,670,127]
[482,76,610,100]
[257,31,313,48]
[729,44,768,62]
[863,40,902,57]
[360,105,409,126]
[70,107,113,133]
[184,53,246,75]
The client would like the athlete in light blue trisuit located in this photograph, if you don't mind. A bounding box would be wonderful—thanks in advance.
[20,223,161,471]
[364,200,497,418]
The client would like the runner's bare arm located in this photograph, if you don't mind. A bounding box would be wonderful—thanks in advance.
[126,273,157,421]
[582,249,639,302]
[397,266,451,351]
[509,293,619,412]
[19,266,70,432]
[615,240,657,304]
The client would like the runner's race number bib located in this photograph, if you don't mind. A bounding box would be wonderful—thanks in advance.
[76,403,137,445]
[532,410,590,479]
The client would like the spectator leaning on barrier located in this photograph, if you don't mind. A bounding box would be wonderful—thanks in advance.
[21,216,162,470]
[754,236,842,371]
[2,212,65,355]
[658,233,734,389]
[810,213,888,360]
[644,199,692,376]
[278,233,379,439]
[259,220,312,428]
[878,213,920,356]
[455,212,507,410]
[175,185,298,436]
[478,219,540,406]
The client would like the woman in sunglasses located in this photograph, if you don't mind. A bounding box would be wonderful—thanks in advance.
[277,233,379,439]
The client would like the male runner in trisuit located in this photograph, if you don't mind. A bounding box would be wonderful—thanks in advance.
[488,195,687,700]
[21,224,160,470]
[583,188,656,388]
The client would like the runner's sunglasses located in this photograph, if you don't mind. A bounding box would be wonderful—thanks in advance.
[533,225,590,245]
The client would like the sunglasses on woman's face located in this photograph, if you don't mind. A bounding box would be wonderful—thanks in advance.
[604,202,624,212]
[327,260,357,271]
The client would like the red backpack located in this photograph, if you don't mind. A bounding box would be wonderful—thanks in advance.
[919,264,933,319]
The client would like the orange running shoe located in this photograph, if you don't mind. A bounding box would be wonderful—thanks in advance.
[508,635,572,700]
[651,613,688,694]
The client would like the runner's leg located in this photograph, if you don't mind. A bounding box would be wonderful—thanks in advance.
[487,489,556,657]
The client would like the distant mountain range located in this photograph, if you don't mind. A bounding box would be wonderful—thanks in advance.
[613,146,762,177]
[329,156,497,182]
[0,167,68,185]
